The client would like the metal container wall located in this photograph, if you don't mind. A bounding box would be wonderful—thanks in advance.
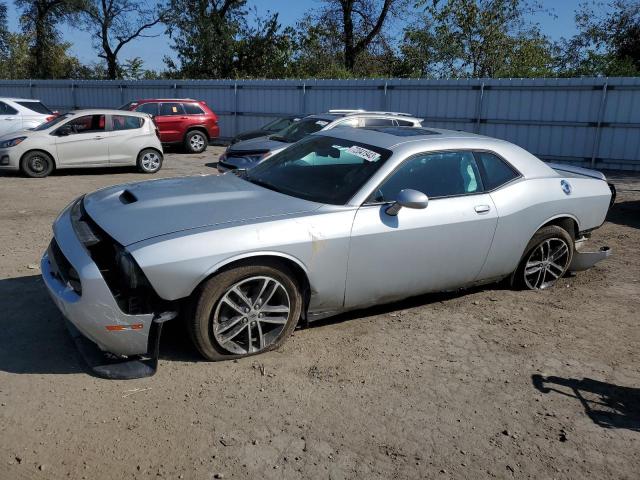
[1,77,638,170]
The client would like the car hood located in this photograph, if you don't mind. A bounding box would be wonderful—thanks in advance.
[83,174,322,246]
[228,135,291,153]
[0,129,43,141]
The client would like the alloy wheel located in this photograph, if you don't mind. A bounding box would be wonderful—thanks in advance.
[212,276,291,355]
[190,134,205,151]
[141,152,160,172]
[524,238,570,289]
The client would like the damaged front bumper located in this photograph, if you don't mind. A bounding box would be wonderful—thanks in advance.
[41,201,174,379]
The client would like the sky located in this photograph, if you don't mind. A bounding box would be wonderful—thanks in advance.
[5,0,605,72]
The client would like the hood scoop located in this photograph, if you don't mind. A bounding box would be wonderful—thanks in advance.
[119,190,138,204]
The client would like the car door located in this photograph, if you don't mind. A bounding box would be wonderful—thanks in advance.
[345,150,498,309]
[154,102,186,143]
[105,114,146,165]
[0,101,22,136]
[54,114,109,166]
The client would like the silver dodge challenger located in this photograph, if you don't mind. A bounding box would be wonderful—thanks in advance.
[42,126,614,377]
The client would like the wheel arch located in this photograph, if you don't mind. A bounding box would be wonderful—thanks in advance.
[535,214,579,240]
[139,146,163,159]
[191,252,312,315]
[184,125,210,140]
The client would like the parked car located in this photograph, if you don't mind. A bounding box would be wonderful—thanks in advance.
[120,98,219,153]
[42,126,614,378]
[0,109,163,177]
[0,97,57,137]
[230,115,302,145]
[217,110,423,172]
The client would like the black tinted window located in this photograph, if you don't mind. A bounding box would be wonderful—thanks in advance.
[395,119,414,126]
[375,151,482,201]
[0,101,18,115]
[16,101,52,114]
[183,103,204,115]
[159,103,185,116]
[475,151,519,190]
[111,115,144,130]
[364,118,395,127]
[136,103,158,115]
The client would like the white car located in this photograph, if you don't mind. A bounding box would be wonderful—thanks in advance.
[0,109,164,177]
[0,97,57,136]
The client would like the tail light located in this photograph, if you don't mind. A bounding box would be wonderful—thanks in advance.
[45,115,56,122]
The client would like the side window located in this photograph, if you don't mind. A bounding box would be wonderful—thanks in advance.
[111,115,144,131]
[475,151,519,190]
[374,151,483,202]
[364,118,395,127]
[183,103,205,115]
[159,103,185,116]
[63,115,105,134]
[395,119,415,126]
[135,103,158,116]
[0,101,18,115]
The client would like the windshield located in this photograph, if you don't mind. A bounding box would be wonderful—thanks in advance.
[246,135,391,205]
[32,113,72,131]
[270,117,329,143]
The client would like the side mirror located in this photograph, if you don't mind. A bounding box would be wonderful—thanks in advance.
[386,189,429,216]
[57,126,72,136]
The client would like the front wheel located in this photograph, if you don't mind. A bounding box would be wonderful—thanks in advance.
[189,263,302,361]
[137,149,163,173]
[20,151,54,178]
[185,130,208,153]
[515,225,574,290]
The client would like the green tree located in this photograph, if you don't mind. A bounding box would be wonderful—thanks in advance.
[401,0,554,78]
[558,0,640,76]
[15,0,81,78]
[78,0,169,79]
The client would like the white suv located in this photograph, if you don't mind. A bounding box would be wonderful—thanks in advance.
[0,97,57,136]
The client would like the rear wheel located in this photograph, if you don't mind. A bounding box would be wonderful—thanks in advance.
[20,151,54,178]
[515,225,574,290]
[189,263,302,361]
[137,149,163,173]
[185,130,207,153]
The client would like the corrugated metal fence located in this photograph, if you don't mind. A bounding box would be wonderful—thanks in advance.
[1,77,639,170]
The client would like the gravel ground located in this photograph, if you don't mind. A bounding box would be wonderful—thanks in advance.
[0,150,638,480]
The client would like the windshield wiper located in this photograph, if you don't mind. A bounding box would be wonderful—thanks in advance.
[269,135,289,143]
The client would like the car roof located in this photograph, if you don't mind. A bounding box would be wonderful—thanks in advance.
[132,98,200,103]
[66,109,151,117]
[316,126,482,148]
[302,111,423,124]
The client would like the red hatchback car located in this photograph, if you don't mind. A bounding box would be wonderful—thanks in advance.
[120,99,219,153]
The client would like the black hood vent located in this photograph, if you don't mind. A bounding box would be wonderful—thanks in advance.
[119,190,138,204]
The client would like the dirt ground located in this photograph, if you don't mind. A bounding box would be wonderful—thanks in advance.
[0,148,638,480]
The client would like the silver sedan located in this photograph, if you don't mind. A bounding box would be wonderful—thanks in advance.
[42,126,614,375]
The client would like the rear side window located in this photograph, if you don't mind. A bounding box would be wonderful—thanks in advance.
[16,101,52,114]
[364,118,395,127]
[395,119,415,126]
[136,103,158,115]
[475,151,519,190]
[0,101,18,115]
[183,103,205,115]
[111,115,144,130]
[159,103,185,116]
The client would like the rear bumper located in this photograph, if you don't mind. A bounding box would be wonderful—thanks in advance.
[41,205,154,356]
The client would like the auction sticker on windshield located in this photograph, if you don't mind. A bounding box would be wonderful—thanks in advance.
[347,145,381,162]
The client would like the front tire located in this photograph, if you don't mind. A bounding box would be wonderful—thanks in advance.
[185,130,208,153]
[137,149,163,173]
[189,263,302,361]
[20,151,54,178]
[515,225,574,290]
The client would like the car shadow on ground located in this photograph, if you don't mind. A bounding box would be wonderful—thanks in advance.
[606,200,640,229]
[0,166,138,178]
[532,374,640,432]
[0,274,201,376]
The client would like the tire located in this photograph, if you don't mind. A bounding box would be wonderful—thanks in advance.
[20,151,54,178]
[189,263,302,361]
[514,225,574,290]
[184,130,208,153]
[137,149,163,173]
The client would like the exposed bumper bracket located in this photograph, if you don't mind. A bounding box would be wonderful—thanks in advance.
[569,246,611,272]
[65,311,176,380]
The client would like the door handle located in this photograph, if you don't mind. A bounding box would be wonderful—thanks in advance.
[93,136,104,140]
[474,205,491,214]
[4,117,15,120]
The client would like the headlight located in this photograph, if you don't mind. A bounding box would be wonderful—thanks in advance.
[115,247,148,289]
[0,136,26,148]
